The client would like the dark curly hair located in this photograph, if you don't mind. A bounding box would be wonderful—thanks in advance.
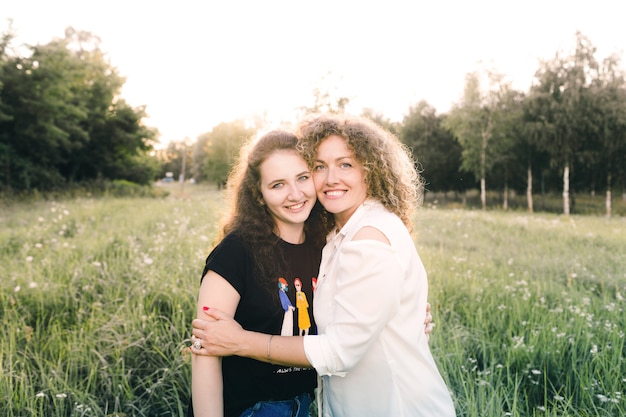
[216,129,329,294]
[296,113,423,231]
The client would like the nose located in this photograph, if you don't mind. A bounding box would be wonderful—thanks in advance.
[326,166,339,184]
[287,183,304,200]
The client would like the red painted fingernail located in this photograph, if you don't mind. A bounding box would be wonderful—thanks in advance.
[203,306,209,311]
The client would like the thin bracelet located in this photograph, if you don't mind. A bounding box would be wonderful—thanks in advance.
[267,334,274,365]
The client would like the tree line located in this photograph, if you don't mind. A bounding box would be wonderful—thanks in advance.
[163,32,626,216]
[2,25,625,216]
[0,25,158,193]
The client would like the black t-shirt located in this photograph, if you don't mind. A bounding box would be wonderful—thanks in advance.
[194,232,322,417]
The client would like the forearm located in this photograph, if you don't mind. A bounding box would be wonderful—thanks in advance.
[239,330,312,368]
[192,355,223,417]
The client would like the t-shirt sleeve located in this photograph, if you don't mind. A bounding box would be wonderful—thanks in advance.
[303,239,402,375]
[201,234,251,296]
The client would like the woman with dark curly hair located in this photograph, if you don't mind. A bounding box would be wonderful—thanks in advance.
[192,114,452,417]
[188,129,328,417]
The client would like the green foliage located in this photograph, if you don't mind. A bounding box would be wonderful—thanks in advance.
[0,26,157,192]
[194,120,253,187]
[399,101,469,192]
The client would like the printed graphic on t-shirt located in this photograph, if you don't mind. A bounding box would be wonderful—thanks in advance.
[294,278,311,336]
[278,278,294,336]
[277,277,316,336]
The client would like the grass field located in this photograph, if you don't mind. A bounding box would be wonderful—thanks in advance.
[1,184,624,416]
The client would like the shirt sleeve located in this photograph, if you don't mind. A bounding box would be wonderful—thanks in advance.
[303,239,403,376]
[202,234,250,296]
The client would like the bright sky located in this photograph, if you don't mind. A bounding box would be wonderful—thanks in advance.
[3,0,625,147]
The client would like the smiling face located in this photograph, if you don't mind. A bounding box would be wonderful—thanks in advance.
[259,149,316,241]
[312,134,368,229]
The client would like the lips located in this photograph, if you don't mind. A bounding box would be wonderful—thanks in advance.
[286,201,306,211]
[323,190,346,199]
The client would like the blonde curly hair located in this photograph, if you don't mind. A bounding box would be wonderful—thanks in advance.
[296,113,423,230]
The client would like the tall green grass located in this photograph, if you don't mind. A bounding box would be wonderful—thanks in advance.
[417,208,625,416]
[1,185,624,416]
[1,185,223,416]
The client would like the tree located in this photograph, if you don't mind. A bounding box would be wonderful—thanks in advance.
[399,101,467,194]
[487,88,527,210]
[444,70,514,210]
[0,27,156,190]
[527,32,600,215]
[197,119,253,187]
[0,39,87,189]
[298,71,350,116]
[361,108,399,135]
[588,54,626,217]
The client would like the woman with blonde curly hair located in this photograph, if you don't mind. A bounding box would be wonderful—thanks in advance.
[192,114,455,417]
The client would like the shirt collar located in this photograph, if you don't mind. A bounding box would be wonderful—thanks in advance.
[332,199,378,241]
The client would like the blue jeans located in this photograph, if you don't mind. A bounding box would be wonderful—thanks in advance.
[239,392,312,417]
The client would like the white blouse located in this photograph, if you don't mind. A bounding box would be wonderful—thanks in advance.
[303,200,456,417]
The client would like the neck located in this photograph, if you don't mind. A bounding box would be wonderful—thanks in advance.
[276,224,306,244]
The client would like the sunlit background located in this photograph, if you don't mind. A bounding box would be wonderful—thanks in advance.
[3,0,625,147]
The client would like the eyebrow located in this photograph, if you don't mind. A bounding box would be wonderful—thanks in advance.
[314,156,352,163]
[266,170,311,185]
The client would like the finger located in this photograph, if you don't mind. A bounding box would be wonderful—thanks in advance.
[201,306,228,320]
[424,313,433,325]
[191,327,204,339]
[191,318,206,330]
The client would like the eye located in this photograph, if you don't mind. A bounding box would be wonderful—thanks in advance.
[313,164,325,171]
[271,182,284,189]
[340,162,352,169]
[298,174,310,181]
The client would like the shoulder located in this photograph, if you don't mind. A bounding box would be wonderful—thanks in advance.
[359,201,404,230]
[350,201,407,245]
[203,232,253,275]
[210,232,250,256]
[352,226,390,245]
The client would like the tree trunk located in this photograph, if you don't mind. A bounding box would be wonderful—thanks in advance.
[563,164,570,216]
[606,172,612,218]
[503,182,508,210]
[480,177,486,210]
[480,147,487,211]
[527,164,534,213]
